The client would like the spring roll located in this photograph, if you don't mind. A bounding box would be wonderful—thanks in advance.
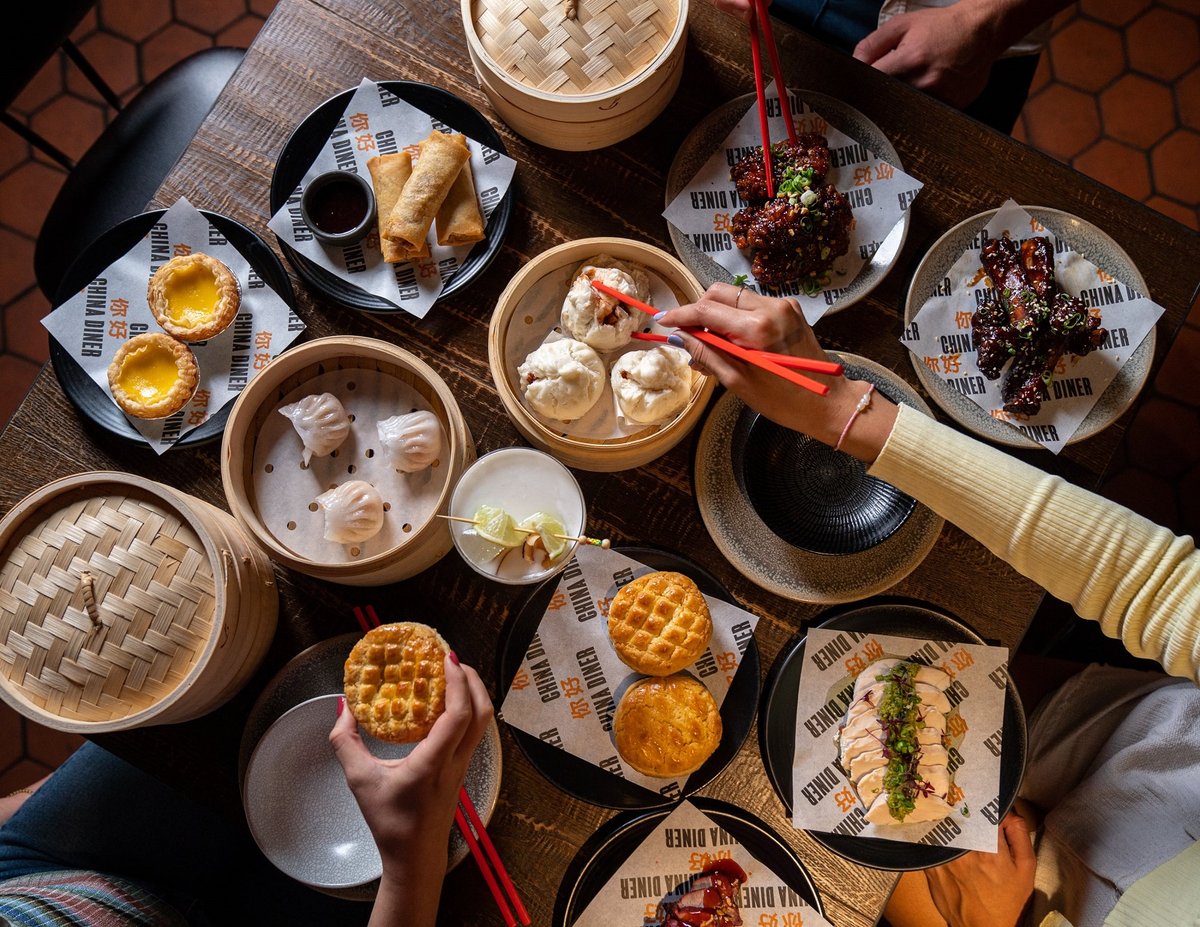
[367,153,428,262]
[435,161,485,247]
[383,131,470,252]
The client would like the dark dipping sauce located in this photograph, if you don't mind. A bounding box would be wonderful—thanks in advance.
[309,178,368,233]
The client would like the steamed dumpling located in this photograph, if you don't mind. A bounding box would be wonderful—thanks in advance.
[279,392,350,466]
[314,480,384,544]
[517,339,605,421]
[560,255,651,351]
[378,410,443,473]
[610,346,692,424]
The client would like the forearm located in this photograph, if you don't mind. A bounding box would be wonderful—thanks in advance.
[369,863,446,927]
[870,405,1200,684]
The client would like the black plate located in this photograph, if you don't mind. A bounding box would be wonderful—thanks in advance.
[269,81,513,313]
[732,392,916,556]
[759,598,1027,870]
[50,209,294,448]
[552,797,824,927]
[497,546,761,810]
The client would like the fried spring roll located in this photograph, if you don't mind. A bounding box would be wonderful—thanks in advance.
[383,131,470,253]
[367,153,428,263]
[435,161,485,247]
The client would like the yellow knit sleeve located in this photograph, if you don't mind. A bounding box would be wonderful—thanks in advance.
[868,405,1200,684]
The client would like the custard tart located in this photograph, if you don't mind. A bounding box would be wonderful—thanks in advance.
[107,332,199,419]
[147,252,240,342]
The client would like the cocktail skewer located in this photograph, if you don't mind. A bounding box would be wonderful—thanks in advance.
[437,514,610,549]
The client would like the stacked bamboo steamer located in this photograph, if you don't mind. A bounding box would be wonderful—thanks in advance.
[222,337,475,586]
[0,472,277,733]
[462,0,688,150]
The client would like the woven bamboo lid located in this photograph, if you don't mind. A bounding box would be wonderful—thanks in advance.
[468,0,682,96]
[0,474,222,725]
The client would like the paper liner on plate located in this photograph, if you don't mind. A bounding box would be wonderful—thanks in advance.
[499,546,759,800]
[791,629,1008,852]
[901,199,1165,453]
[570,800,833,927]
[252,368,449,562]
[503,262,697,439]
[662,82,922,325]
[266,79,517,319]
[41,197,302,454]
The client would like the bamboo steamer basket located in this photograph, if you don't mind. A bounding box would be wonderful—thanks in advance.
[489,237,715,471]
[222,337,475,586]
[462,0,688,150]
[0,472,278,733]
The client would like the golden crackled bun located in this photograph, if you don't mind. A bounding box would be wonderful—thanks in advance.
[107,332,199,419]
[343,622,449,743]
[147,252,240,342]
[607,571,712,676]
[613,674,722,778]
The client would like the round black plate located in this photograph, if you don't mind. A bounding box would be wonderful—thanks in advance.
[50,209,294,448]
[497,546,761,810]
[732,394,916,557]
[552,797,824,927]
[759,598,1027,871]
[269,81,513,313]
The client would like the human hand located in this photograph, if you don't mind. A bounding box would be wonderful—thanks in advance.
[656,283,897,462]
[710,0,762,24]
[330,654,493,886]
[923,811,1035,927]
[852,5,998,108]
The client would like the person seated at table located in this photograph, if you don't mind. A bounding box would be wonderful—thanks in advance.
[711,0,1074,133]
[0,654,492,927]
[657,284,1200,927]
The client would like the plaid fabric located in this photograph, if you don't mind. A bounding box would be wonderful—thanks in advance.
[0,871,187,927]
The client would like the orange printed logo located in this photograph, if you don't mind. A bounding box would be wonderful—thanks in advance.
[834,786,857,812]
[559,676,584,698]
[510,668,530,691]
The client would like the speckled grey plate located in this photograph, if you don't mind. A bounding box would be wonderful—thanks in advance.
[665,91,909,314]
[905,206,1154,449]
[239,633,501,899]
[694,355,944,603]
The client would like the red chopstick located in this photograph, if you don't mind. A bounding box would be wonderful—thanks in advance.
[630,331,842,376]
[592,280,831,395]
[755,0,797,144]
[747,6,774,199]
[353,606,528,924]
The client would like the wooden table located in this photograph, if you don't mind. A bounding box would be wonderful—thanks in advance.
[3,1,1199,925]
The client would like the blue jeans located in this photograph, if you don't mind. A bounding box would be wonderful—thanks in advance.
[0,742,367,925]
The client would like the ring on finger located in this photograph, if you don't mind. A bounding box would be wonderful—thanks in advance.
[735,283,745,309]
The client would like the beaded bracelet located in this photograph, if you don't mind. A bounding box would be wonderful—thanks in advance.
[834,384,875,453]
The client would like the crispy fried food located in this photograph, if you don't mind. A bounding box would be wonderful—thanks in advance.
[343,622,449,743]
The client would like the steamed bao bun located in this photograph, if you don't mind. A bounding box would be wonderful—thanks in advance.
[518,339,605,421]
[611,345,693,424]
[560,255,652,352]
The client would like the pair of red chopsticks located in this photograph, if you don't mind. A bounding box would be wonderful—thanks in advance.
[749,0,797,198]
[352,605,530,927]
[590,279,842,397]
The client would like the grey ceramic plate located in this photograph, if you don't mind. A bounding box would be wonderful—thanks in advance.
[239,633,501,899]
[665,90,909,314]
[904,206,1154,449]
[694,355,944,603]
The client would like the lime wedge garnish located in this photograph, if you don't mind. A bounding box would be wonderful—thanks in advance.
[519,512,568,561]
[472,504,524,547]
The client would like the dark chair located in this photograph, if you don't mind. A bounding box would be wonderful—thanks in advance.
[1,1,245,302]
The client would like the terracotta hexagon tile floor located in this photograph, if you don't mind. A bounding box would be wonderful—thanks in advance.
[0,0,1198,797]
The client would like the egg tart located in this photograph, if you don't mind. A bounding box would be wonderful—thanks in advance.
[147,252,240,342]
[108,332,200,419]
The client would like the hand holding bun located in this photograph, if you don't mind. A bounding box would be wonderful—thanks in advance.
[614,674,722,777]
[344,622,450,743]
[608,571,713,675]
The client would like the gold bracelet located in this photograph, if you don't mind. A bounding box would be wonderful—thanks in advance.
[4,787,35,799]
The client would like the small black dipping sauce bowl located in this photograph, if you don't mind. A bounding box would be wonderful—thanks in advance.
[300,170,376,246]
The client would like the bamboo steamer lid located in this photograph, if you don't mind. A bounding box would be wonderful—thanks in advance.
[0,472,278,733]
[489,237,715,471]
[463,0,688,149]
[222,337,476,586]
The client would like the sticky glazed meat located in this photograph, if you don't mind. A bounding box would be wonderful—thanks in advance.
[972,233,1107,415]
[658,860,748,927]
[730,134,833,205]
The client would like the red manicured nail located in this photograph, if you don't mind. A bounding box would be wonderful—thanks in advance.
[337,695,345,716]
[449,651,460,666]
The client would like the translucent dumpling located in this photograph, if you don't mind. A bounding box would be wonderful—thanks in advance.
[279,392,350,466]
[314,480,384,544]
[377,409,443,473]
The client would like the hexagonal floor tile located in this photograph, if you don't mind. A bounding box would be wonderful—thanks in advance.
[0,355,41,426]
[1146,194,1199,229]
[98,0,172,43]
[1127,7,1200,82]
[0,230,36,305]
[0,161,65,238]
[1022,84,1102,160]
[4,289,52,364]
[1073,139,1153,201]
[177,0,248,36]
[1079,0,1151,27]
[29,96,107,165]
[68,32,140,101]
[217,14,266,48]
[1150,130,1200,206]
[1100,74,1176,147]
[10,57,64,118]
[1179,66,1200,133]
[140,23,212,83]
[1050,17,1126,93]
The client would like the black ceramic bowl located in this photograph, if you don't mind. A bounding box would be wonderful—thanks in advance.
[299,170,376,246]
[732,402,917,555]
